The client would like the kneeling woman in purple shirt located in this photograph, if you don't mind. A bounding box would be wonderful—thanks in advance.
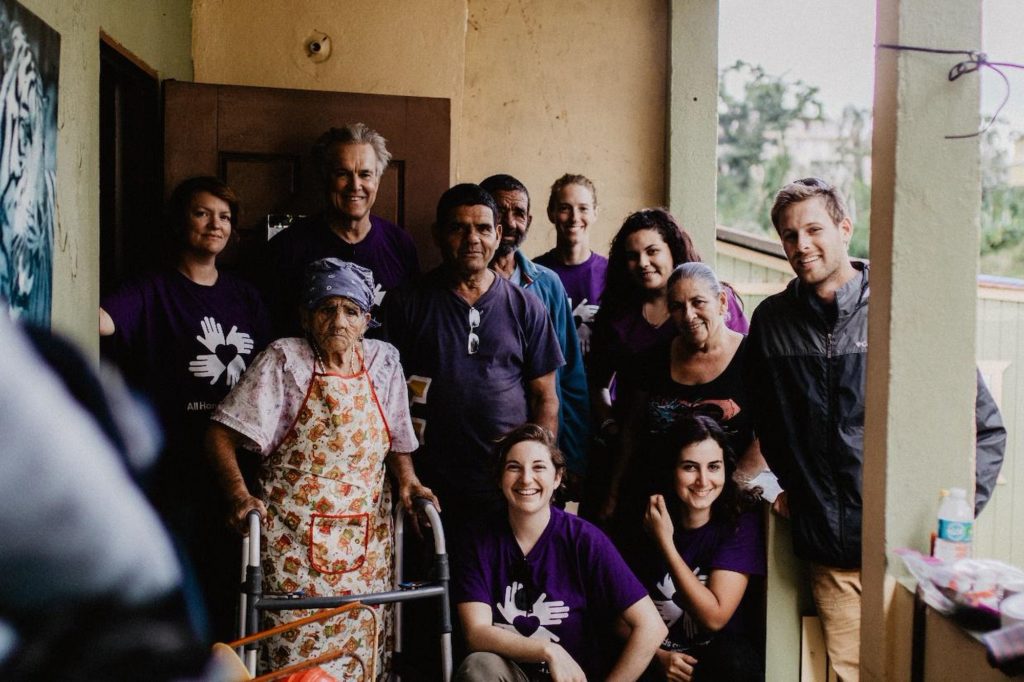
[454,424,666,681]
[640,415,766,681]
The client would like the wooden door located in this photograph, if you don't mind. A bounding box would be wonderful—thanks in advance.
[163,81,450,270]
[100,38,160,295]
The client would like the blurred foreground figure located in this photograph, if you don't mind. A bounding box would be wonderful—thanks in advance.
[0,313,205,680]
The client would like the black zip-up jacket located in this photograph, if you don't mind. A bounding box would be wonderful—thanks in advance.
[745,263,1006,568]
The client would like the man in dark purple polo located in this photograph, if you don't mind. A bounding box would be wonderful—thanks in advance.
[263,122,419,337]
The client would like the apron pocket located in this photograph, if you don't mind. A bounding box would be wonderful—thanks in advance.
[308,512,370,574]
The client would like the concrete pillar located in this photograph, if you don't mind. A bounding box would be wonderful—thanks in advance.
[863,1,981,679]
[667,0,718,266]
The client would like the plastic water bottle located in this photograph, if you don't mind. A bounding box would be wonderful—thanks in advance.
[933,487,973,562]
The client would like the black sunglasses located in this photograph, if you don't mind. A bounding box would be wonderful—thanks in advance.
[794,177,833,190]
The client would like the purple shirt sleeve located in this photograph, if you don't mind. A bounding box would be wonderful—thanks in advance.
[580,519,650,614]
[707,510,766,576]
[725,285,749,335]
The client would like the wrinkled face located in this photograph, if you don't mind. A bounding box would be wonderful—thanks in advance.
[674,438,726,524]
[304,295,370,358]
[777,196,852,294]
[549,183,596,246]
[325,142,379,223]
[500,440,562,514]
[436,204,501,277]
[668,276,727,347]
[493,189,531,256]
[624,228,674,292]
[184,191,232,257]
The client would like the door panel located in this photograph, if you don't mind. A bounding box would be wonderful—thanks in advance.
[164,81,450,270]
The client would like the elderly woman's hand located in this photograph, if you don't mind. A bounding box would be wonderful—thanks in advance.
[400,477,441,537]
[400,478,440,516]
[386,451,441,536]
[230,494,267,534]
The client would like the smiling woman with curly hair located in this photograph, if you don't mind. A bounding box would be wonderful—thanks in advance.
[453,423,667,681]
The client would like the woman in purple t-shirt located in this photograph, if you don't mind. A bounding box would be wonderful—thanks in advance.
[640,415,766,681]
[534,173,608,358]
[455,424,666,681]
[99,177,270,641]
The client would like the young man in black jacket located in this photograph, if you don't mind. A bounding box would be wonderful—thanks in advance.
[744,178,1006,681]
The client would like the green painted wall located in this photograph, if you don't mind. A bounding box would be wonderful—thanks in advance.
[18,0,192,352]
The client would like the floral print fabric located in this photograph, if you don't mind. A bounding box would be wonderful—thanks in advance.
[260,367,394,679]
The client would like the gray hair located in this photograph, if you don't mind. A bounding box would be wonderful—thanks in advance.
[312,122,393,179]
[667,261,723,297]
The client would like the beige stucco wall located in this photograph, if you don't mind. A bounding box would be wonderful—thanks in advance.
[191,0,667,259]
[19,0,192,352]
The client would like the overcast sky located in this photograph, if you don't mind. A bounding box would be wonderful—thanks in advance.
[719,0,1024,125]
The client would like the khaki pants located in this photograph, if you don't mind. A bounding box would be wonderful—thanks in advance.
[455,652,535,682]
[809,563,862,682]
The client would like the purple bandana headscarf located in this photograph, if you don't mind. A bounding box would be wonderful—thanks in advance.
[303,258,379,326]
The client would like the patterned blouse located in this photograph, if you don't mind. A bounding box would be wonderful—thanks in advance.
[212,337,418,455]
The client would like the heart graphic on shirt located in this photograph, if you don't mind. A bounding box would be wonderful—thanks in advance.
[215,343,238,366]
[513,614,541,637]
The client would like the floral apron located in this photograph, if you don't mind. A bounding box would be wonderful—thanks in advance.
[260,360,393,680]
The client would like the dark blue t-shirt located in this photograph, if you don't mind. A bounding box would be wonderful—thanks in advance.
[380,268,564,503]
[454,507,649,679]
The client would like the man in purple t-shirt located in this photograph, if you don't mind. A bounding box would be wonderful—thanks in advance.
[380,184,564,527]
[262,123,419,337]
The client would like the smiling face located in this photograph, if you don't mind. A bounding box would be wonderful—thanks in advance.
[492,189,531,255]
[325,142,380,224]
[500,440,563,515]
[435,203,501,277]
[549,183,596,247]
[674,437,726,527]
[624,228,675,293]
[303,295,370,359]
[184,191,232,257]
[777,196,855,299]
[669,275,728,348]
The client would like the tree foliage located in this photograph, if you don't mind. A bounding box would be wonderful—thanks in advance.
[717,61,825,236]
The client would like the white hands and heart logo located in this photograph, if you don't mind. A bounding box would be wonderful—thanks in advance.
[654,569,706,640]
[572,298,599,324]
[189,316,254,387]
[495,581,569,642]
[654,574,684,627]
[373,283,386,307]
[571,298,599,354]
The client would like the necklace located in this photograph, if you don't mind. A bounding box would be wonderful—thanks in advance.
[642,301,670,328]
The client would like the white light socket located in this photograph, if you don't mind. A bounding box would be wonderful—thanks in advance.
[306,31,331,63]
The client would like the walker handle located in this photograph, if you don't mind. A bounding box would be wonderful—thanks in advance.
[413,497,446,556]
[246,510,262,567]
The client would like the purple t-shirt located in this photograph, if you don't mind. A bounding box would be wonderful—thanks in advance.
[263,212,420,337]
[534,250,608,360]
[639,510,765,649]
[380,268,564,503]
[534,250,607,313]
[454,506,649,679]
[101,269,271,446]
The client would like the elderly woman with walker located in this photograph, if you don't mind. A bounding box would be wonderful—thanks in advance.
[207,257,436,679]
